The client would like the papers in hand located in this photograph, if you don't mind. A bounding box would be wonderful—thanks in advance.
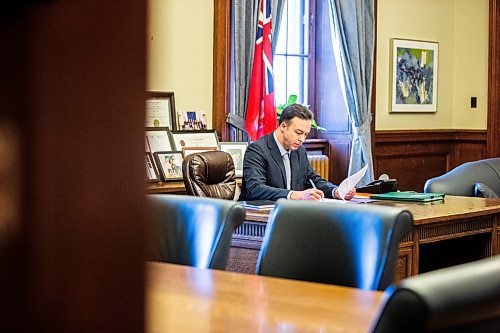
[337,165,368,200]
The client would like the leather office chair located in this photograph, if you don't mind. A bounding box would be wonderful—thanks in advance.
[183,150,239,200]
[370,256,500,333]
[424,158,500,198]
[256,200,413,291]
[148,194,245,269]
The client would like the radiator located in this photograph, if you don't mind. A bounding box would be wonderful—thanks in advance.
[307,155,329,181]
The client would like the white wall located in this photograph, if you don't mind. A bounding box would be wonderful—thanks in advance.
[376,0,488,130]
[147,0,214,127]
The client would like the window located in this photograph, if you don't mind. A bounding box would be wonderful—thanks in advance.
[274,0,310,106]
[274,0,349,135]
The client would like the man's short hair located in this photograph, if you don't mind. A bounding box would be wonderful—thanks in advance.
[279,103,313,125]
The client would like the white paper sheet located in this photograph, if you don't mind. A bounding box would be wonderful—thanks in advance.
[337,164,368,200]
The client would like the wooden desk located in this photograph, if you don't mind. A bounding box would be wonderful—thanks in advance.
[146,179,243,195]
[146,261,383,333]
[230,196,500,279]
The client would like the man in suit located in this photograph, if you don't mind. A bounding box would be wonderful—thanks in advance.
[240,103,356,201]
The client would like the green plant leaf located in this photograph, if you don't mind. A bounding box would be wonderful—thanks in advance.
[311,119,327,132]
[276,94,327,131]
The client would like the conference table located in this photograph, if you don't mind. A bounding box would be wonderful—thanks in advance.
[230,195,500,278]
[146,261,384,333]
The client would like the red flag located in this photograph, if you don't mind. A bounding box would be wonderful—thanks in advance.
[246,0,277,141]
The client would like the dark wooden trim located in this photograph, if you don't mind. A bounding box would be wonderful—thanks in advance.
[488,0,500,157]
[371,0,378,164]
[213,0,232,141]
[376,129,487,143]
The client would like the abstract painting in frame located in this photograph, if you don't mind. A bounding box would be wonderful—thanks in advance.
[391,39,438,113]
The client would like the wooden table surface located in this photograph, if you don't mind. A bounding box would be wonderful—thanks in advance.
[245,195,500,225]
[147,262,384,333]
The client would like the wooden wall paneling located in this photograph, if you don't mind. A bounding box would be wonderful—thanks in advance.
[1,2,146,331]
[213,0,231,141]
[488,0,500,157]
[374,130,487,191]
[327,139,352,185]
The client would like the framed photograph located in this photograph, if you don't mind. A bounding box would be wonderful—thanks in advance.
[169,130,219,151]
[391,39,439,113]
[219,142,248,177]
[145,91,177,129]
[145,127,173,154]
[152,151,184,181]
[182,146,218,158]
[177,111,208,130]
[145,152,160,182]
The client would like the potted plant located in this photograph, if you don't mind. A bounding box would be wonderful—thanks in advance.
[276,94,326,131]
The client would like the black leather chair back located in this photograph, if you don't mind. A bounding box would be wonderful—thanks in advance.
[148,194,244,269]
[182,150,238,200]
[256,200,413,290]
[424,158,500,197]
[371,256,500,333]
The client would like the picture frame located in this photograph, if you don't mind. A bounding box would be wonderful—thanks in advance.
[182,146,218,158]
[177,110,208,130]
[219,142,248,177]
[145,152,160,182]
[152,151,184,181]
[145,91,177,129]
[145,127,173,154]
[169,129,219,151]
[390,39,439,113]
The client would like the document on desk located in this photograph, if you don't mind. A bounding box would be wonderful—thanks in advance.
[337,164,368,200]
[323,197,374,204]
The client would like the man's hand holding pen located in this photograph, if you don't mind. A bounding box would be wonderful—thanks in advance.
[290,188,325,201]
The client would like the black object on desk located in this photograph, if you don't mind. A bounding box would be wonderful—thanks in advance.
[357,179,398,194]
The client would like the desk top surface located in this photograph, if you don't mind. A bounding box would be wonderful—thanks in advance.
[245,195,500,225]
[147,262,384,333]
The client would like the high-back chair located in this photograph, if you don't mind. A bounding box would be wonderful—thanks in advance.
[424,158,500,198]
[182,150,239,200]
[370,256,500,333]
[256,200,413,291]
[148,194,245,269]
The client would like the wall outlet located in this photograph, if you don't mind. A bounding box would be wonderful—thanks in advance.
[471,97,477,108]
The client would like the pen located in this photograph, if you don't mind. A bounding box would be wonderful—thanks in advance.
[309,179,324,202]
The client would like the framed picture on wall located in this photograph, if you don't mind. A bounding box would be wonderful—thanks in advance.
[145,152,160,182]
[390,39,439,113]
[145,127,173,154]
[145,91,177,128]
[181,146,218,158]
[169,130,219,151]
[219,142,248,177]
[152,151,184,181]
[177,110,208,130]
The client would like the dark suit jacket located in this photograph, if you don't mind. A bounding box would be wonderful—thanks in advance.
[239,133,336,201]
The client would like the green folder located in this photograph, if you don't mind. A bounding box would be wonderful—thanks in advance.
[370,191,445,202]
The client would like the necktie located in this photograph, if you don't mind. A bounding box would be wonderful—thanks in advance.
[283,152,291,190]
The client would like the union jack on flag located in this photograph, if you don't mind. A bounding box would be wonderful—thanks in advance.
[245,0,277,141]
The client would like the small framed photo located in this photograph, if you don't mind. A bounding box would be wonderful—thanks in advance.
[390,38,438,113]
[182,146,218,158]
[145,91,177,129]
[145,152,160,182]
[219,142,248,177]
[152,151,184,181]
[177,111,207,130]
[169,130,219,151]
[145,127,173,154]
